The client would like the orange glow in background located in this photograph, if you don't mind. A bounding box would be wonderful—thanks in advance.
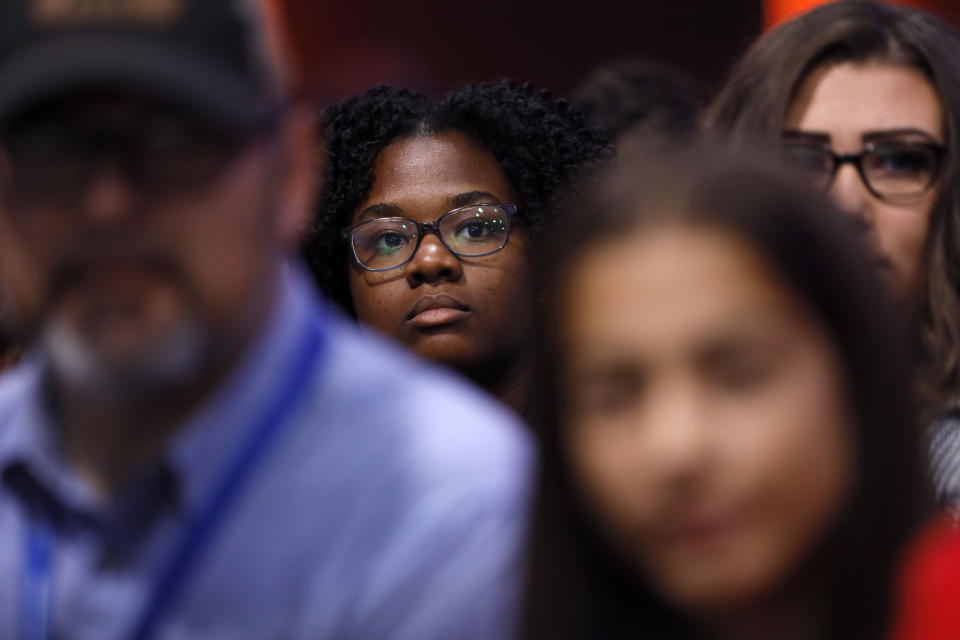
[765,0,958,30]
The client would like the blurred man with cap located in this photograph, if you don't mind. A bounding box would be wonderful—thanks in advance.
[0,1,533,638]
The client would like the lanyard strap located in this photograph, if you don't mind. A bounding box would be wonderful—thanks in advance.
[22,317,325,640]
[20,518,53,640]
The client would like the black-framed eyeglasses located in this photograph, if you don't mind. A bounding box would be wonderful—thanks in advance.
[783,139,946,204]
[342,203,519,272]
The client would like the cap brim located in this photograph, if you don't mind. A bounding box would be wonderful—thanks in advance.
[0,34,275,133]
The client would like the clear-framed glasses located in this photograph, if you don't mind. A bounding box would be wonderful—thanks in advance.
[341,203,519,272]
[783,139,946,204]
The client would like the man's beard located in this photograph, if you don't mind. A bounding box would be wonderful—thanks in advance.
[41,309,216,401]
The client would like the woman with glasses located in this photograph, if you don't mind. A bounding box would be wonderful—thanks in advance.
[520,145,930,640]
[304,81,609,414]
[704,0,960,510]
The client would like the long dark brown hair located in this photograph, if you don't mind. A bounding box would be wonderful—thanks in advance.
[520,144,931,640]
[704,0,960,414]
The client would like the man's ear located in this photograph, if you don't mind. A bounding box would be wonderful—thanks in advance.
[275,101,322,249]
[0,156,45,339]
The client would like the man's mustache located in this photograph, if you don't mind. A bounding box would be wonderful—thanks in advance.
[46,246,185,306]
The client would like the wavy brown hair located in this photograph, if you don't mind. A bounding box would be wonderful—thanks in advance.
[704,0,960,414]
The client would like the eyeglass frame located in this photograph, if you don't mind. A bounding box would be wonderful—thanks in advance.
[782,139,947,203]
[341,202,520,272]
[0,103,287,205]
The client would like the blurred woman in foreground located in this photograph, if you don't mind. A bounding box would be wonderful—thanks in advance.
[520,145,930,640]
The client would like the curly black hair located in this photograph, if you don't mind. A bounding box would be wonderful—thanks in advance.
[302,80,612,313]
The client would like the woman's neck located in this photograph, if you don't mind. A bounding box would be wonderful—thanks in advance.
[700,574,827,640]
[465,348,534,416]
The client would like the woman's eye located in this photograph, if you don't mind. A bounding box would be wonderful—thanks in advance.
[372,231,408,254]
[716,365,766,391]
[708,355,774,393]
[456,221,493,240]
[701,341,779,394]
[870,147,931,175]
[784,145,830,173]
[578,383,638,416]
[569,367,645,417]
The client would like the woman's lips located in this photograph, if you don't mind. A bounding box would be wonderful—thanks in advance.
[406,294,471,328]
[659,506,746,551]
[408,307,470,328]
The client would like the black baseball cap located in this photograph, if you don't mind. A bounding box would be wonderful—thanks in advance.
[0,0,284,133]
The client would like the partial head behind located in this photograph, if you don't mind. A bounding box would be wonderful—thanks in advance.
[572,59,699,143]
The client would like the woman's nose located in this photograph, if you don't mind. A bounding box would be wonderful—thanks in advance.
[828,163,875,232]
[405,233,464,285]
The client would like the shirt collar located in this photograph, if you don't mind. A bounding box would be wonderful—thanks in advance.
[0,360,103,517]
[166,263,323,514]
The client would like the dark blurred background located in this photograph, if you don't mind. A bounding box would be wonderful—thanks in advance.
[273,0,960,104]
[275,0,764,102]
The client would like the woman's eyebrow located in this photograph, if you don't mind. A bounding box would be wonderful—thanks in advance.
[782,129,831,143]
[449,191,501,208]
[357,202,403,221]
[862,128,939,142]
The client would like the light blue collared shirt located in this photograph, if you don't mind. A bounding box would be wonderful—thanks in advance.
[0,267,534,639]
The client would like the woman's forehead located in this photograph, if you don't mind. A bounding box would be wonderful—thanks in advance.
[362,132,515,208]
[785,62,944,143]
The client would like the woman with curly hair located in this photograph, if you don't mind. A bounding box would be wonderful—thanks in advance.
[304,81,610,414]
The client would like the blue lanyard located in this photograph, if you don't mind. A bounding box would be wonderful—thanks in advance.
[21,317,325,640]
[20,518,53,640]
